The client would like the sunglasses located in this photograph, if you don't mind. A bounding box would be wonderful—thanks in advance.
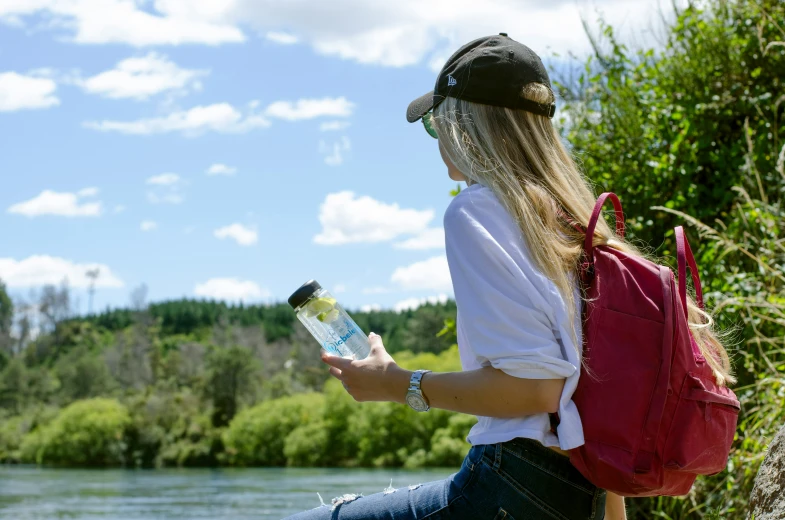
[422,112,438,139]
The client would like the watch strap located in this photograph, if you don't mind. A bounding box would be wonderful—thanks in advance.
[407,369,432,411]
[409,369,431,391]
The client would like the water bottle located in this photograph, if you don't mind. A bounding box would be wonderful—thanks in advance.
[288,280,370,359]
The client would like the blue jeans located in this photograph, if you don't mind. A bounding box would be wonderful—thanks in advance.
[285,437,606,519]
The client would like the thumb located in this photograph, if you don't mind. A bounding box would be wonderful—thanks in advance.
[368,332,385,353]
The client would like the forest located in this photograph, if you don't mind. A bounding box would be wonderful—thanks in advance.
[1,1,783,518]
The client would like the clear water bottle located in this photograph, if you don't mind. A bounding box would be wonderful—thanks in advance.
[288,280,370,359]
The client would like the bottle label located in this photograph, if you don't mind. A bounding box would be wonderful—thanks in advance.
[323,324,358,353]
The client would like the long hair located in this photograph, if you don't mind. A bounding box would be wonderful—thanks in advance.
[433,83,735,386]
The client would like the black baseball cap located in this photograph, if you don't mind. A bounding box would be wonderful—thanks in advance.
[406,33,555,123]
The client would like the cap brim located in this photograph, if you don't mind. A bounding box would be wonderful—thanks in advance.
[406,91,435,123]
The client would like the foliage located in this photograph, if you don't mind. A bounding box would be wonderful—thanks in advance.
[124,389,223,468]
[222,392,325,466]
[0,406,58,463]
[20,398,131,467]
[551,1,785,516]
[628,128,785,520]
[557,0,784,247]
[0,280,12,358]
[220,344,471,469]
[283,420,331,467]
[0,288,459,468]
[82,299,458,352]
[54,346,115,402]
[204,345,259,427]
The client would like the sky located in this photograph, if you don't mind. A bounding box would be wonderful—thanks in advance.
[0,0,679,315]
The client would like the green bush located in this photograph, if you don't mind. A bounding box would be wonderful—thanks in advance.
[347,401,457,467]
[283,420,330,467]
[0,406,59,463]
[396,344,462,373]
[20,398,131,466]
[0,415,26,463]
[425,413,476,467]
[223,392,325,466]
[125,389,222,468]
[557,0,784,247]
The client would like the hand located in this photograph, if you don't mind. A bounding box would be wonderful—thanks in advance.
[320,332,410,403]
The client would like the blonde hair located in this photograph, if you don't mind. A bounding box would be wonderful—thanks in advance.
[433,84,735,386]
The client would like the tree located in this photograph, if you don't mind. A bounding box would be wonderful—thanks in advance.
[0,280,12,339]
[399,303,458,354]
[37,281,71,357]
[0,280,12,361]
[55,347,115,403]
[85,268,100,315]
[204,345,259,427]
[0,359,27,413]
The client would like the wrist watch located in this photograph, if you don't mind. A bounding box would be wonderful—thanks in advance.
[405,370,432,412]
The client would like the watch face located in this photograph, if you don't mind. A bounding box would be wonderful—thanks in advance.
[406,393,428,412]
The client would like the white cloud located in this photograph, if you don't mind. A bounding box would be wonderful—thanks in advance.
[77,187,99,197]
[314,191,433,245]
[206,163,237,176]
[0,1,244,46]
[393,228,445,250]
[214,223,258,246]
[391,255,452,292]
[265,97,354,121]
[0,1,683,65]
[246,0,682,67]
[147,193,183,205]
[266,31,298,45]
[80,52,207,100]
[194,277,269,302]
[145,173,185,204]
[320,136,351,166]
[394,293,449,313]
[113,204,126,213]
[7,189,102,217]
[83,102,271,136]
[320,120,351,132]
[0,255,123,288]
[333,284,347,294]
[360,303,381,313]
[0,71,59,112]
[146,173,180,185]
[362,286,388,295]
[140,220,157,231]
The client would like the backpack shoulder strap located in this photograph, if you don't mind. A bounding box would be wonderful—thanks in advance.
[584,193,626,259]
[674,226,706,364]
[674,226,704,316]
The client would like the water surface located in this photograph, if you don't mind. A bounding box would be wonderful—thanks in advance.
[0,466,455,519]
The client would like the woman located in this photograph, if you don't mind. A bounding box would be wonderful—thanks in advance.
[287,33,732,520]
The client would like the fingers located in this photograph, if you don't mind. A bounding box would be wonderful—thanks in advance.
[329,366,343,380]
[321,350,353,370]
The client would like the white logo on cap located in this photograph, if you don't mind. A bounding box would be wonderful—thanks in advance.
[447,74,457,86]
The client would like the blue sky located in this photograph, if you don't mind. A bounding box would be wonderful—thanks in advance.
[0,0,674,314]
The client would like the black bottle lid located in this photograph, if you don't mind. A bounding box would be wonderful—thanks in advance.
[288,279,322,310]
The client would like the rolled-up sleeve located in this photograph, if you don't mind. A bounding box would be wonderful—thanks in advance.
[444,194,577,380]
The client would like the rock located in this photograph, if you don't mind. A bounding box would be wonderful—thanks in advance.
[749,424,785,520]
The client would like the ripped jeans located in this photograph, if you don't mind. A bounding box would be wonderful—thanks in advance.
[284,437,606,519]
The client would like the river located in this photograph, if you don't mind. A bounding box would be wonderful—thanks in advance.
[0,466,455,519]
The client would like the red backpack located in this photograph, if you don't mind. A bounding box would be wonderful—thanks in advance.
[560,193,740,497]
